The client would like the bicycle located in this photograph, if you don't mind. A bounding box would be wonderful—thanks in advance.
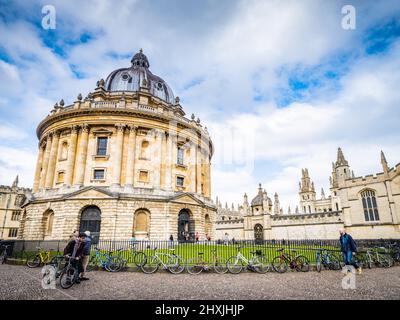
[315,249,343,272]
[186,249,228,275]
[0,244,11,264]
[364,247,393,268]
[272,248,310,273]
[129,241,147,267]
[388,242,400,263]
[226,246,270,274]
[86,247,123,272]
[26,247,54,268]
[42,255,65,285]
[59,256,79,289]
[140,248,185,274]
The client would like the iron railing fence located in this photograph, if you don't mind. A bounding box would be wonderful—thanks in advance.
[1,238,399,265]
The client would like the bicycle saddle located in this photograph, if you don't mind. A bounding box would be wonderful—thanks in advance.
[277,248,284,251]
[198,252,204,255]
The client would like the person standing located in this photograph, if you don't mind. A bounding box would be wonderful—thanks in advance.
[63,233,86,284]
[339,228,362,274]
[195,232,200,242]
[79,230,92,281]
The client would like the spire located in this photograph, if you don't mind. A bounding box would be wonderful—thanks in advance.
[321,188,326,200]
[12,175,19,188]
[273,192,280,215]
[381,150,389,174]
[335,147,349,167]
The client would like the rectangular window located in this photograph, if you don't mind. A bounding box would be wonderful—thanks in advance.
[57,171,65,184]
[93,169,105,180]
[177,147,184,165]
[8,228,18,238]
[176,176,184,187]
[139,170,149,183]
[97,137,108,156]
[11,211,20,221]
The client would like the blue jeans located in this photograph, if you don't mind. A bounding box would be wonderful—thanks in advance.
[342,251,359,269]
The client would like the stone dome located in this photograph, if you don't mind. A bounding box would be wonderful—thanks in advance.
[251,184,271,207]
[104,49,175,104]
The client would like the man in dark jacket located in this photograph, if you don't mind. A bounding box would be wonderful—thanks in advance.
[63,233,86,283]
[339,228,362,274]
[79,231,92,281]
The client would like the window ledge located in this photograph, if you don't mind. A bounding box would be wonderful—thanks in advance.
[138,157,150,161]
[175,163,187,169]
[91,179,106,182]
[93,155,110,160]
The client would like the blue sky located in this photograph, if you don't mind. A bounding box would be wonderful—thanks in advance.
[0,0,400,209]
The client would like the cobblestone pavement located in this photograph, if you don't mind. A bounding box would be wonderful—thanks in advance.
[0,264,399,300]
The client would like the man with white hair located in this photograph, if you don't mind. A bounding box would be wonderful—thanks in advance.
[339,228,362,274]
[80,230,92,281]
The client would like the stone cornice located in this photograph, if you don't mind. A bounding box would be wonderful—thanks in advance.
[36,107,213,156]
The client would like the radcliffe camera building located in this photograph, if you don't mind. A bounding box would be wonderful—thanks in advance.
[18,50,215,243]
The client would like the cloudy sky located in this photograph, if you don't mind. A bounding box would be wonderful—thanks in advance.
[0,0,399,210]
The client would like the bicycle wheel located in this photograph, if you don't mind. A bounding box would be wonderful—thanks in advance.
[0,252,6,264]
[140,255,159,274]
[106,256,123,272]
[294,255,310,272]
[60,265,77,289]
[213,258,228,274]
[226,256,243,274]
[186,257,204,275]
[272,256,288,273]
[168,255,185,274]
[85,256,98,272]
[26,254,41,268]
[252,256,270,274]
[49,256,64,276]
[378,255,391,268]
[133,251,147,267]
[327,254,341,271]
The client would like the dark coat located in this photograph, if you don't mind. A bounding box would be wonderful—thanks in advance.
[339,233,357,253]
[63,239,85,258]
[83,236,92,256]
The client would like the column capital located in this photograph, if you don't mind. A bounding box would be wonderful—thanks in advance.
[70,125,79,134]
[127,124,137,133]
[115,123,126,132]
[80,123,90,133]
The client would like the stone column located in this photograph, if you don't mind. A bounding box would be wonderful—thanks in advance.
[125,125,136,187]
[32,142,45,193]
[153,129,163,189]
[164,133,173,191]
[196,147,202,194]
[65,125,78,186]
[112,124,125,186]
[39,134,52,190]
[75,124,89,186]
[45,130,60,189]
[189,141,196,192]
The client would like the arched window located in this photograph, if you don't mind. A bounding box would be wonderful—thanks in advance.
[43,210,54,237]
[79,206,101,244]
[133,209,150,239]
[205,214,211,237]
[60,141,68,160]
[140,140,149,159]
[361,190,379,221]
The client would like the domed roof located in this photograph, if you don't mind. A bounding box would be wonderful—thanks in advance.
[251,184,271,206]
[104,49,175,104]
